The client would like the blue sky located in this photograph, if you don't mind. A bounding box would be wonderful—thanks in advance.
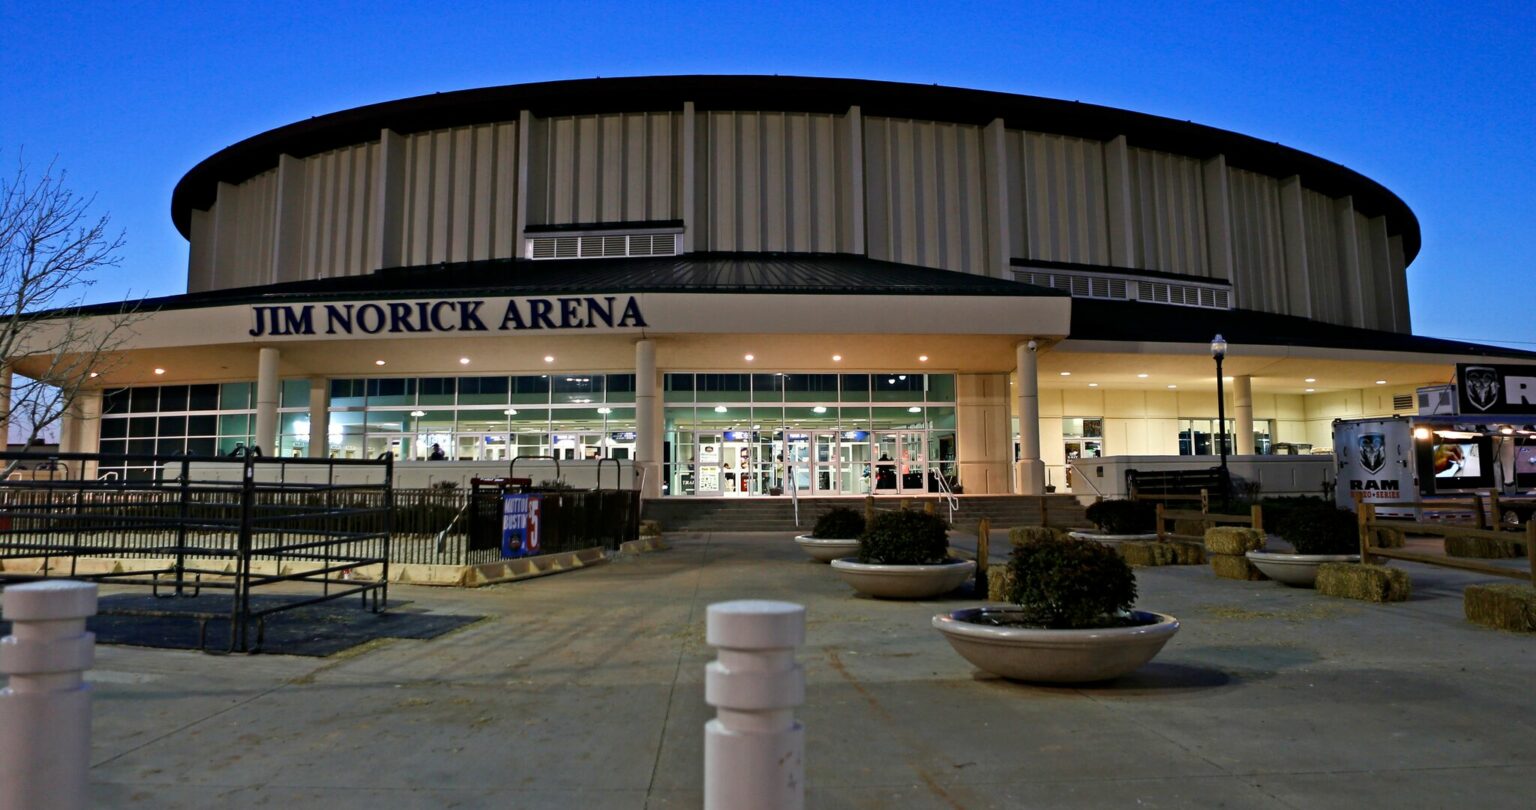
[2,1,1531,348]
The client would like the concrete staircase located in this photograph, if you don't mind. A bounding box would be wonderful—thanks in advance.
[641,495,1088,534]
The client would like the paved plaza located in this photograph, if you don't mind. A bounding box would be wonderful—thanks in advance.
[67,532,1536,808]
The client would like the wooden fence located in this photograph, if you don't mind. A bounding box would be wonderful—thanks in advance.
[1357,501,1536,586]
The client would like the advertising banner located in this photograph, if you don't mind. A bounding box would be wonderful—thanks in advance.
[1455,363,1536,416]
[501,493,542,558]
[1333,419,1412,508]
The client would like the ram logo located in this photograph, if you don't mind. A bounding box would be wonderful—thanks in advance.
[1359,433,1386,474]
[1463,366,1500,412]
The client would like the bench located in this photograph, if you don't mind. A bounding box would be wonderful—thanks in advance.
[1126,468,1229,502]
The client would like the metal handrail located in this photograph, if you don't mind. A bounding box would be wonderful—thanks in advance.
[933,467,959,524]
[787,463,800,528]
[595,457,621,492]
[509,454,561,485]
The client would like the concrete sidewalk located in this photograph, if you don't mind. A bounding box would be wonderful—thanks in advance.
[67,532,1536,808]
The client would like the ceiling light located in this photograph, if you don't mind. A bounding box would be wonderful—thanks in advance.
[375,360,386,366]
[153,368,165,375]
[1413,427,1431,440]
[88,372,99,379]
[1059,372,1071,377]
[832,355,842,362]
[813,406,827,414]
[898,375,907,380]
[598,407,612,415]
[1223,376,1234,382]
[503,409,518,416]
[1088,383,1099,388]
[1137,373,1149,379]
[410,410,426,418]
[918,355,929,362]
[1305,388,1316,393]
[1305,377,1316,383]
[1167,384,1177,389]
[459,357,470,365]
[744,354,754,362]
[544,356,555,363]
[1375,380,1387,385]
[1501,427,1514,435]
[714,406,728,413]
[908,406,921,413]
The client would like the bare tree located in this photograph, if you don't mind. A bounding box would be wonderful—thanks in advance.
[0,155,140,459]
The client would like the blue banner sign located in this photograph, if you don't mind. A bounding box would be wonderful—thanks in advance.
[501,493,543,558]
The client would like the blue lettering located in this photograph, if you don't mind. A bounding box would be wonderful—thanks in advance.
[559,298,583,328]
[499,301,527,330]
[325,304,354,335]
[460,301,487,331]
[617,296,648,328]
[356,304,386,334]
[528,299,556,329]
[585,297,614,327]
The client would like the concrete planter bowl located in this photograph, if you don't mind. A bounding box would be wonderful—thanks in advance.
[933,607,1180,683]
[1245,551,1361,587]
[793,535,860,563]
[1067,530,1159,545]
[829,558,976,599]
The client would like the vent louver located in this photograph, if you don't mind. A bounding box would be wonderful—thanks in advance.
[1014,267,1231,311]
[527,231,680,261]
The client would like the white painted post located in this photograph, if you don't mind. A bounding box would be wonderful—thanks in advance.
[0,581,99,810]
[705,600,806,810]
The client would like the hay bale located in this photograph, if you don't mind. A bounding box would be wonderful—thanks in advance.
[986,565,1015,602]
[1205,527,1266,556]
[1008,526,1058,547]
[1315,563,1411,603]
[1209,552,1268,581]
[1117,541,1177,567]
[1444,534,1525,559]
[1371,527,1406,549]
[639,520,662,537]
[1171,540,1206,565]
[1173,518,1211,538]
[1464,584,1536,633]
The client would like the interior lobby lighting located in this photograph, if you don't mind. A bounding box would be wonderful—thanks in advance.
[832,354,842,362]
[89,372,99,378]
[1376,380,1388,385]
[744,354,754,362]
[153,368,165,375]
[1059,372,1071,376]
[714,405,728,413]
[1088,383,1099,387]
[813,406,828,414]
[503,409,518,416]
[410,410,426,418]
[918,355,929,362]
[1137,373,1149,378]
[544,355,555,363]
[375,360,386,366]
[1305,377,1316,383]
[459,357,470,365]
[1306,388,1316,393]
[598,407,612,415]
[1167,384,1177,389]
[908,406,922,413]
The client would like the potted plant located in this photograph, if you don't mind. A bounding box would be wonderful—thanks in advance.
[933,534,1180,682]
[1246,500,1361,587]
[1069,499,1158,544]
[795,506,865,563]
[830,510,975,599]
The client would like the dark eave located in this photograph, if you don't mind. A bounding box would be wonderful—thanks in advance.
[1067,298,1536,361]
[170,75,1420,258]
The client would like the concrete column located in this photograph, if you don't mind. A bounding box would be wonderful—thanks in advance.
[635,339,662,498]
[1015,341,1045,494]
[0,580,99,810]
[704,600,805,810]
[308,378,330,458]
[955,373,1011,494]
[1234,375,1255,455]
[254,347,280,456]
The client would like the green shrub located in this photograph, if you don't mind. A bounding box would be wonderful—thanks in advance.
[1083,499,1156,534]
[813,506,866,539]
[1004,536,1138,629]
[1275,501,1359,555]
[857,509,950,565]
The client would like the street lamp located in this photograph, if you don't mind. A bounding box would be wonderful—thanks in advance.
[1210,335,1229,497]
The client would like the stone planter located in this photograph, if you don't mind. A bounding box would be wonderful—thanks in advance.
[1067,530,1159,545]
[793,535,860,563]
[1245,551,1361,587]
[829,558,975,599]
[932,607,1180,683]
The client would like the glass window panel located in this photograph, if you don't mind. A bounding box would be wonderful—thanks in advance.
[783,406,840,428]
[1082,418,1103,438]
[873,373,924,402]
[511,375,551,404]
[418,377,456,405]
[417,410,456,431]
[840,374,870,400]
[926,374,956,402]
[872,407,923,430]
[158,386,189,412]
[278,379,309,408]
[220,382,252,410]
[186,437,216,456]
[784,373,837,402]
[156,438,186,456]
[457,376,509,405]
[329,379,365,407]
[187,415,217,436]
[218,414,249,436]
[103,389,130,415]
[553,374,603,404]
[188,384,219,411]
[695,403,747,428]
[752,374,784,402]
[329,410,365,433]
[456,410,508,433]
[838,406,871,429]
[129,387,158,413]
[696,373,749,402]
[665,406,695,430]
[215,436,249,455]
[100,419,127,439]
[664,373,694,403]
[129,417,156,438]
[365,410,413,433]
[156,415,187,436]
[279,412,310,435]
[367,378,416,406]
[750,407,783,428]
[99,439,126,457]
[127,439,155,456]
[606,374,636,403]
[928,406,957,431]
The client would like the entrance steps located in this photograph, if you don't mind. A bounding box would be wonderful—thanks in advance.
[641,495,1088,533]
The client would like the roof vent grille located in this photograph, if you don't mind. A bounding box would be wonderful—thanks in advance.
[1010,266,1232,311]
[527,231,680,261]
[1393,394,1414,411]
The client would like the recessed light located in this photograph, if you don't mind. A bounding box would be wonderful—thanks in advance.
[89,372,99,378]
[888,378,896,384]
[503,409,518,416]
[898,375,907,380]
[1375,380,1387,385]
[908,406,922,413]
[459,357,470,365]
[375,360,386,366]
[832,355,842,362]
[1305,388,1316,393]
[918,355,929,362]
[1059,372,1071,377]
[410,410,425,418]
[153,368,165,375]
[714,406,728,413]
[544,356,555,363]
[1223,376,1234,382]
[1304,377,1316,383]
[598,407,612,415]
[744,354,754,362]
[1167,384,1178,389]
[813,406,827,414]
[1088,383,1099,388]
[1137,373,1149,379]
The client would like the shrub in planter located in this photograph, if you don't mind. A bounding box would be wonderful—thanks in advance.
[1083,499,1156,534]
[857,509,950,565]
[1003,536,1138,629]
[813,506,866,539]
[1274,502,1358,555]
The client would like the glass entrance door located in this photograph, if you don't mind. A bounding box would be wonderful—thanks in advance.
[874,431,928,495]
[1062,438,1102,492]
[784,432,843,494]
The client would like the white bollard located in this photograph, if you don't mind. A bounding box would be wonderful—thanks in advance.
[704,599,806,810]
[0,581,98,810]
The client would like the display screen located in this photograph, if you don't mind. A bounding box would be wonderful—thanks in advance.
[1432,441,1482,479]
[1516,445,1536,475]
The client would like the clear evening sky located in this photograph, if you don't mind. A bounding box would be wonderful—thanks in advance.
[3,2,1531,349]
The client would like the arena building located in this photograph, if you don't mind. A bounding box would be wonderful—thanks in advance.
[18,76,1536,498]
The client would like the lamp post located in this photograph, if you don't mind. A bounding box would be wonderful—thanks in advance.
[1210,335,1229,498]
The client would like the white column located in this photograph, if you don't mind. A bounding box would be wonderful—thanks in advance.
[308,378,330,458]
[635,339,661,498]
[704,600,805,810]
[1234,375,1255,455]
[0,580,98,810]
[253,347,280,455]
[1015,341,1045,494]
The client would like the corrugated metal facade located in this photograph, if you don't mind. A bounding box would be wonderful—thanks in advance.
[863,117,989,275]
[1228,168,1288,313]
[528,113,679,226]
[1008,131,1110,266]
[1128,147,1209,277]
[299,143,379,280]
[401,123,519,266]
